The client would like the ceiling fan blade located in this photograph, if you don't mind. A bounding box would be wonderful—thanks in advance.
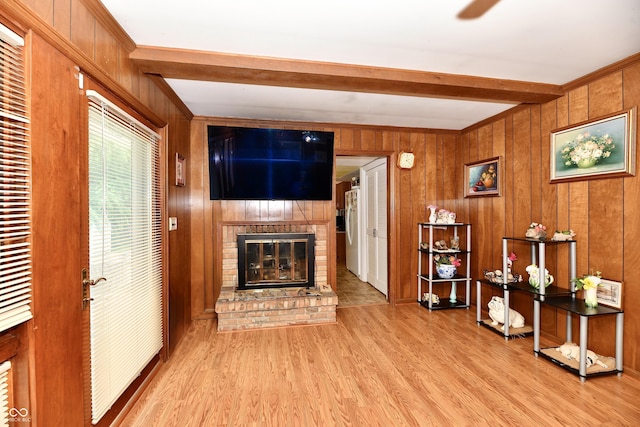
[457,0,501,19]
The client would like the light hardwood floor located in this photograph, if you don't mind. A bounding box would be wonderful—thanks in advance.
[121,305,640,426]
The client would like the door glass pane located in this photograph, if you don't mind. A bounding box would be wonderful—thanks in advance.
[88,97,162,424]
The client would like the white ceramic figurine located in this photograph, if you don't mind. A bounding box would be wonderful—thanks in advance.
[556,342,608,369]
[488,296,525,330]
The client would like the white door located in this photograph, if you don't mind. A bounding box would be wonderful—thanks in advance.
[364,159,388,296]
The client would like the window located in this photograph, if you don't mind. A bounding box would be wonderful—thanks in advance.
[0,23,32,333]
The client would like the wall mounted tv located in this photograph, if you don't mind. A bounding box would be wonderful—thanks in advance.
[207,126,335,200]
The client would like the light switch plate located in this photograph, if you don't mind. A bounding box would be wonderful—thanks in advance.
[169,217,178,231]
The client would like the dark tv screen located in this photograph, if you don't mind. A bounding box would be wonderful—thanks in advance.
[207,126,334,200]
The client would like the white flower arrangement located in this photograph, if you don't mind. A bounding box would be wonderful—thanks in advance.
[561,131,615,168]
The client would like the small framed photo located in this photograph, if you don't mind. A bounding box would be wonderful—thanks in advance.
[550,107,636,183]
[175,153,185,187]
[597,279,623,309]
[464,156,502,197]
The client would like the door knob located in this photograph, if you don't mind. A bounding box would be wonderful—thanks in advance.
[83,276,107,287]
[82,268,107,310]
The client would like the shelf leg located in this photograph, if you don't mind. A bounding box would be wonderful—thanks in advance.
[579,315,588,379]
[503,289,510,338]
[476,281,481,323]
[533,300,540,353]
[417,224,422,305]
[616,312,624,372]
[465,279,470,309]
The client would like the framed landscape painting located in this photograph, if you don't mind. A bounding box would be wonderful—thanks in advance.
[550,107,637,183]
[596,279,623,309]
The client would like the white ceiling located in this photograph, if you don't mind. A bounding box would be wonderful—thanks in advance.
[101,0,640,130]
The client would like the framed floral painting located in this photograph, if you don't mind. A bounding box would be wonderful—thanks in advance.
[464,156,502,197]
[550,107,637,183]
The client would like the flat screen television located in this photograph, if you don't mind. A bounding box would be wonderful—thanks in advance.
[207,126,334,200]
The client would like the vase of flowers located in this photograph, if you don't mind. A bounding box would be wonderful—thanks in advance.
[481,164,497,188]
[434,254,461,279]
[561,131,615,169]
[573,271,602,307]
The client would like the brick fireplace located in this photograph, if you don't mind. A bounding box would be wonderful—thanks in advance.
[214,224,338,331]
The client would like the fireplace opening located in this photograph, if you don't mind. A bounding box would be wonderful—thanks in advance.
[237,233,315,290]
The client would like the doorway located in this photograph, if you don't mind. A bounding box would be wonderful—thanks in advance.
[335,155,388,306]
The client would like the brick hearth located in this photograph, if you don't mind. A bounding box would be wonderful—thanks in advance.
[215,287,337,331]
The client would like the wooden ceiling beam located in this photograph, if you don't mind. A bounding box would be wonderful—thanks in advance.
[130,46,564,104]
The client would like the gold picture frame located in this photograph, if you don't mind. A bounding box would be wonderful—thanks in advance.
[464,156,502,198]
[550,107,637,183]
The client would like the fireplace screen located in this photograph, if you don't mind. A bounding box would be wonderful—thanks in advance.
[237,233,315,290]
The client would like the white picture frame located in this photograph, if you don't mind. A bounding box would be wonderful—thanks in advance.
[597,279,623,309]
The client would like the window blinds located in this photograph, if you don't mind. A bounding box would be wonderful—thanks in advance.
[0,23,32,334]
[0,361,11,426]
[87,90,162,424]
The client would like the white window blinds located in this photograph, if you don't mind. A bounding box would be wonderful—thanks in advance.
[0,23,32,333]
[86,90,162,424]
[0,361,11,426]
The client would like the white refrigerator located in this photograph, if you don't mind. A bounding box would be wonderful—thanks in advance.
[345,188,365,281]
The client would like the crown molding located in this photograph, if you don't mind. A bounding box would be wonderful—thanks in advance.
[80,0,136,52]
[562,52,640,92]
[147,74,194,120]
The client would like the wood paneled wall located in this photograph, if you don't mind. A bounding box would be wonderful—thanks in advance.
[3,0,193,424]
[189,62,640,373]
[460,61,640,371]
[190,117,460,316]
